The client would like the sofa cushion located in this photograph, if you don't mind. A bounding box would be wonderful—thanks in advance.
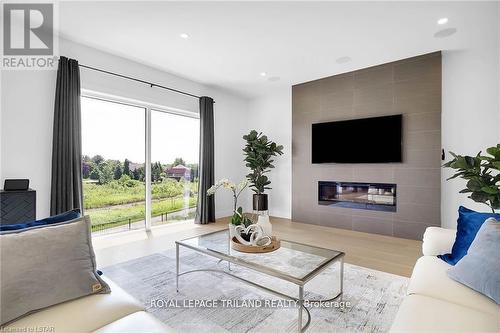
[422,226,456,256]
[0,216,110,325]
[438,206,500,265]
[92,311,173,333]
[448,218,500,304]
[4,277,144,333]
[407,256,499,316]
[0,208,81,233]
[390,294,499,333]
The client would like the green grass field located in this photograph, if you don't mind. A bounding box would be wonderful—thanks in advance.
[83,179,198,231]
[87,196,197,225]
[83,179,198,209]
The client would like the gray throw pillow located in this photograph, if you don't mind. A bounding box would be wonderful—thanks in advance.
[447,217,500,304]
[0,216,110,325]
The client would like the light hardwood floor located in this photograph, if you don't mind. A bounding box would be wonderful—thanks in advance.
[93,216,422,277]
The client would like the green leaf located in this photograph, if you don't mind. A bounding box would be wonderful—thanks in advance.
[446,172,465,181]
[481,186,499,194]
[470,192,489,203]
[486,146,500,158]
[465,156,477,168]
[466,179,482,191]
[451,157,468,169]
[443,160,455,168]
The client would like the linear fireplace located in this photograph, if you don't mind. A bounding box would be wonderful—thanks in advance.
[318,181,397,212]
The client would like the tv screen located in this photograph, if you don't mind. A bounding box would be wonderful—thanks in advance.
[312,114,402,163]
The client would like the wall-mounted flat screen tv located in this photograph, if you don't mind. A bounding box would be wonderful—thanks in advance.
[312,114,402,163]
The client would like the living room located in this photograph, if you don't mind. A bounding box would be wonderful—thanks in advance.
[1,1,499,332]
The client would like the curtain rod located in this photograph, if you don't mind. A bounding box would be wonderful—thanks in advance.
[77,63,207,101]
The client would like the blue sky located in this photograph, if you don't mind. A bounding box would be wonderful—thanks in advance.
[81,97,199,165]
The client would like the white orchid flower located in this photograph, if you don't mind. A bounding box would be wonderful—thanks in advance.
[206,178,249,212]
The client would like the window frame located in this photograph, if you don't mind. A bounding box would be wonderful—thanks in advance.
[81,89,200,231]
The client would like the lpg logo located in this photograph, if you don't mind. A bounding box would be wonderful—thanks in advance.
[3,3,53,55]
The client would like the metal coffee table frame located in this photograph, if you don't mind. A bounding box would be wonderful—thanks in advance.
[175,230,345,332]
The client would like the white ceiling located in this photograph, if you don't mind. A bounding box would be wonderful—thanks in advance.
[58,1,495,99]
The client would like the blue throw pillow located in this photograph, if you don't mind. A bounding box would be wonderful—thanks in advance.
[438,206,500,265]
[0,209,81,232]
[447,218,500,304]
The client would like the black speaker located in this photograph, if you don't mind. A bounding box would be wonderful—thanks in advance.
[3,179,29,191]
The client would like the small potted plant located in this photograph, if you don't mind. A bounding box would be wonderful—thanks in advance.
[243,130,284,235]
[443,144,500,213]
[207,179,253,240]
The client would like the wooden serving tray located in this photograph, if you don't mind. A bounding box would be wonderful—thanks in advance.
[231,236,281,253]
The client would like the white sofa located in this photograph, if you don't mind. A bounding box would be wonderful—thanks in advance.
[390,227,500,332]
[4,277,173,333]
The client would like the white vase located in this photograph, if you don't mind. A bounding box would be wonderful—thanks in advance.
[257,212,272,236]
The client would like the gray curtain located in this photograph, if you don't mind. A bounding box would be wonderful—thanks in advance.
[195,96,215,224]
[50,56,83,215]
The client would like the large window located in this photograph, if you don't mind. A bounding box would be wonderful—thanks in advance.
[81,95,199,235]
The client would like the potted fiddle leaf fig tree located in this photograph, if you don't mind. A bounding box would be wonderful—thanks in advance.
[443,144,500,213]
[243,130,284,213]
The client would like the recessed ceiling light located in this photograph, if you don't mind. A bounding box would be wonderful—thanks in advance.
[180,33,190,39]
[336,56,352,64]
[437,18,448,25]
[260,72,267,77]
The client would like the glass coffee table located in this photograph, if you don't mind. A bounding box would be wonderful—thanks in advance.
[176,229,345,332]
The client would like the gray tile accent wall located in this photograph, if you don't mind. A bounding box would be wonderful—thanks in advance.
[292,52,441,240]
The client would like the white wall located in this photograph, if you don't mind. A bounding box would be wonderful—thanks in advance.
[441,3,500,228]
[246,4,500,227]
[0,38,250,219]
[247,88,292,218]
[211,89,253,217]
[1,69,57,218]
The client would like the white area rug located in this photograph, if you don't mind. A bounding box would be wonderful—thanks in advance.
[103,248,408,333]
